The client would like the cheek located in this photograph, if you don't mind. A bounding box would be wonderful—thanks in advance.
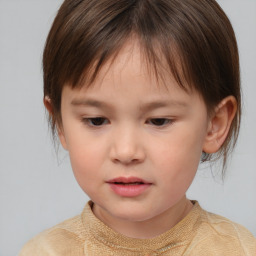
[156,150,198,203]
[66,135,105,190]
[68,147,104,197]
[65,127,103,166]
[155,133,203,168]
[152,129,204,189]
[156,150,198,185]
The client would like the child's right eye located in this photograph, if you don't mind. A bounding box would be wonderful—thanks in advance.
[82,117,109,127]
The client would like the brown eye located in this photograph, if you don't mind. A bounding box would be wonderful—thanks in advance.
[148,118,171,126]
[83,117,109,126]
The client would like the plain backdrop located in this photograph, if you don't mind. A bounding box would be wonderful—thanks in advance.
[0,1,255,255]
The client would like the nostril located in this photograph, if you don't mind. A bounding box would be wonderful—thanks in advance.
[109,140,146,164]
[112,157,142,165]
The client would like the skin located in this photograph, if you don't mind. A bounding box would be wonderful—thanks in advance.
[45,41,237,239]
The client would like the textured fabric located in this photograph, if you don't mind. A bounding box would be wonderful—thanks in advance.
[20,201,256,256]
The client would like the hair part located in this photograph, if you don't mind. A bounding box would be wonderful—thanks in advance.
[43,0,241,175]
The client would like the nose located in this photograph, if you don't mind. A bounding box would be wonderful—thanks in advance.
[109,126,145,165]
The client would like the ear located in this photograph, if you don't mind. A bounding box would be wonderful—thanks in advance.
[43,96,53,115]
[203,96,237,154]
[43,96,68,150]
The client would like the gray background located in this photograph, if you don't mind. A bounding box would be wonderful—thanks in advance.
[0,1,255,255]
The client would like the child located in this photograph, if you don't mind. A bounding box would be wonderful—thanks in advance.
[20,0,256,255]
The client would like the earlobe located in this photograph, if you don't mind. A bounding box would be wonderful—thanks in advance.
[58,128,68,150]
[44,96,53,115]
[43,96,68,150]
[203,96,237,154]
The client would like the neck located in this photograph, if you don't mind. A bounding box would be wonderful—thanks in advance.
[92,197,193,239]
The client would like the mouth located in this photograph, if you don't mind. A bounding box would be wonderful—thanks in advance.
[106,177,151,185]
[113,182,144,185]
[106,177,152,197]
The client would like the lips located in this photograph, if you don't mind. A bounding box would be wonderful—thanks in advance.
[107,177,151,185]
[106,177,152,197]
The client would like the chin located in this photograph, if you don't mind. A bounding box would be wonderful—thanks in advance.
[109,206,156,222]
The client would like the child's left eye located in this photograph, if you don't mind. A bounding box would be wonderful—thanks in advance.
[147,118,172,126]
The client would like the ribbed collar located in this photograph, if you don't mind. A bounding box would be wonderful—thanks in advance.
[81,200,202,253]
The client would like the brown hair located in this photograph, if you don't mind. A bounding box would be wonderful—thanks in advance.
[43,0,241,174]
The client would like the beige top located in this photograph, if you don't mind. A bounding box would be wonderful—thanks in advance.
[20,201,256,256]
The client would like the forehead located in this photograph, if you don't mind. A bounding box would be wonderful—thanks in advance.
[70,40,190,94]
[62,41,203,109]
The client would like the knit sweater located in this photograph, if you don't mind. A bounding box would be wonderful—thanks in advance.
[19,201,256,255]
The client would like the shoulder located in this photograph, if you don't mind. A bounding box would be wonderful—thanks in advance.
[190,205,256,256]
[19,214,87,256]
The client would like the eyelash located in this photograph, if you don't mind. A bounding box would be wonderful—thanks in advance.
[82,117,109,127]
[146,118,173,126]
[82,117,173,128]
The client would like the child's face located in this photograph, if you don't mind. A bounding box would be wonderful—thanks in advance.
[59,42,211,228]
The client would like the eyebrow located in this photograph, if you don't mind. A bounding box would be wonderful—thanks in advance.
[71,98,188,111]
[71,99,110,109]
[139,100,188,112]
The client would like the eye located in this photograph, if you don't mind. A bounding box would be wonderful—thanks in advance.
[82,117,109,127]
[147,118,172,126]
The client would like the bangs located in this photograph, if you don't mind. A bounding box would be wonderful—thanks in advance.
[47,1,191,93]
[70,36,189,94]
